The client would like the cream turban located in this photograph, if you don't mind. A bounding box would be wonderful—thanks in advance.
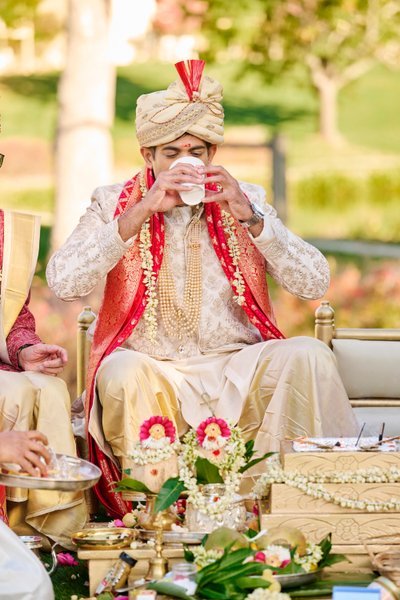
[135,62,224,147]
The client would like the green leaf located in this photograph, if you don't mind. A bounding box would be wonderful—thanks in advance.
[154,477,186,513]
[112,478,151,493]
[147,581,192,599]
[244,439,255,462]
[235,576,271,590]
[197,583,229,599]
[183,545,195,562]
[246,529,259,539]
[319,553,349,568]
[239,452,275,473]
[195,457,224,484]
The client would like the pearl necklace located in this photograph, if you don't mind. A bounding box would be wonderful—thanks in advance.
[158,207,202,342]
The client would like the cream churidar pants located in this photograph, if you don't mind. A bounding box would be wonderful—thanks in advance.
[93,337,358,478]
[0,371,87,548]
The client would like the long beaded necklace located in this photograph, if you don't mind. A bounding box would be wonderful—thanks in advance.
[158,206,203,344]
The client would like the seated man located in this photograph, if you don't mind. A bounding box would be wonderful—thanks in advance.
[47,60,358,517]
[0,431,54,600]
[0,209,87,546]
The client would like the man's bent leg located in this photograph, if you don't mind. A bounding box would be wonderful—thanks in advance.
[95,350,188,472]
[239,336,358,464]
[0,371,87,547]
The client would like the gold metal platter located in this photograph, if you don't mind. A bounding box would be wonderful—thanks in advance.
[71,527,136,550]
[0,454,101,491]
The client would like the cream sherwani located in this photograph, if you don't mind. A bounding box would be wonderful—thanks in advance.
[47,181,358,480]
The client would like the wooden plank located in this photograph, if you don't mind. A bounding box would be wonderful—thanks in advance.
[261,513,400,545]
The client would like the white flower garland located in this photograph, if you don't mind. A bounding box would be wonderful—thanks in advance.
[191,546,223,568]
[178,426,246,517]
[254,463,400,512]
[138,170,159,345]
[221,210,246,306]
[293,542,323,573]
[128,439,180,466]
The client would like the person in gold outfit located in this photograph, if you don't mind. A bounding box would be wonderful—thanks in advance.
[0,209,87,547]
[47,60,358,517]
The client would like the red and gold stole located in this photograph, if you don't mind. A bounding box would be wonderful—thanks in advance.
[86,168,284,517]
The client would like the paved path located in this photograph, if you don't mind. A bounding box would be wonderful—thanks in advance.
[307,238,400,258]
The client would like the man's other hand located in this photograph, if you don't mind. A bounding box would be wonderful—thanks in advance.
[18,343,68,375]
[0,430,50,476]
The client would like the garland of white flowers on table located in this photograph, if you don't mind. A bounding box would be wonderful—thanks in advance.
[254,462,400,512]
[178,421,247,517]
[138,170,246,344]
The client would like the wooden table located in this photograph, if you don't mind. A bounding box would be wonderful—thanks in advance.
[77,545,185,596]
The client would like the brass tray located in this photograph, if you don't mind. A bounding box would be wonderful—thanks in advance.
[275,569,322,589]
[71,527,136,550]
[138,529,204,545]
[0,454,101,491]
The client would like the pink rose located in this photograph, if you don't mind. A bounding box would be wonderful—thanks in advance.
[57,552,79,566]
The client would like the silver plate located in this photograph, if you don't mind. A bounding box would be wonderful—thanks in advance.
[138,529,205,545]
[0,454,101,491]
[275,569,321,589]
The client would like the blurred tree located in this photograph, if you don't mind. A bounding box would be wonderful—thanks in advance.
[196,0,400,144]
[0,0,41,26]
[52,0,116,250]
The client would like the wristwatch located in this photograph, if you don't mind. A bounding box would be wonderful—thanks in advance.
[238,201,265,229]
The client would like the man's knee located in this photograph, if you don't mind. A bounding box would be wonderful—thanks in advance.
[23,373,71,411]
[98,350,151,393]
[282,336,333,359]
[0,374,37,429]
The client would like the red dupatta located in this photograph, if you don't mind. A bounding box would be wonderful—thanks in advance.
[86,168,284,517]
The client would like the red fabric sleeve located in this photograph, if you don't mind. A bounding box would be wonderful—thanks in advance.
[5,296,42,371]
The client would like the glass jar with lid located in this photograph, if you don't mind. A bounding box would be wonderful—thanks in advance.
[185,483,246,533]
[170,562,197,595]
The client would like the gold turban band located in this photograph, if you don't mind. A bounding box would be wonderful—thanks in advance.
[135,60,224,147]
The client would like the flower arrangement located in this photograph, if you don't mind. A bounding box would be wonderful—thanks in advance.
[116,416,180,494]
[147,525,344,599]
[177,418,246,517]
[116,416,271,521]
[254,462,400,512]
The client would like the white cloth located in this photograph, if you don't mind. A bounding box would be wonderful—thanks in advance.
[0,520,54,600]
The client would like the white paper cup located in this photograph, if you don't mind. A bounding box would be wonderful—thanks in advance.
[169,156,205,205]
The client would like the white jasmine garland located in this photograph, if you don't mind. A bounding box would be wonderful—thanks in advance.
[138,169,159,345]
[293,543,323,573]
[179,425,246,517]
[128,438,180,465]
[221,210,246,306]
[254,463,400,512]
[191,546,223,568]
